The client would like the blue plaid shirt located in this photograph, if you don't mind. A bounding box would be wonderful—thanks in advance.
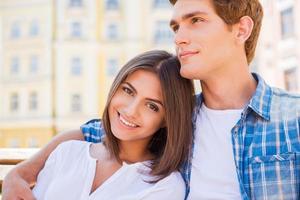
[81,73,300,200]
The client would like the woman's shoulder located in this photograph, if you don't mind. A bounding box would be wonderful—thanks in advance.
[53,140,92,162]
[137,170,185,199]
[58,140,90,151]
[137,163,184,189]
[157,171,185,188]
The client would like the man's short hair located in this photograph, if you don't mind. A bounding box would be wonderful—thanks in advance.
[169,0,264,64]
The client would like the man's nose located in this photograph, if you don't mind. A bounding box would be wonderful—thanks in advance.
[174,26,190,46]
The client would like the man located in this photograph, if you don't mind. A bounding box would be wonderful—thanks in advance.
[3,0,300,199]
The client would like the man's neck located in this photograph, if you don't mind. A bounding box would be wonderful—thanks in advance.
[200,66,257,110]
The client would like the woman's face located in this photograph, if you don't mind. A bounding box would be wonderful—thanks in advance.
[108,69,165,143]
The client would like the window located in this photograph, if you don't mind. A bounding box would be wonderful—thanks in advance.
[106,58,119,76]
[69,0,83,7]
[11,57,20,74]
[107,24,118,40]
[71,22,82,38]
[29,20,39,37]
[71,57,82,76]
[29,92,38,111]
[11,22,21,39]
[153,0,170,8]
[30,55,39,73]
[9,138,20,148]
[28,137,38,148]
[284,67,298,91]
[10,93,19,111]
[154,21,173,43]
[106,0,119,10]
[71,94,81,112]
[280,7,294,39]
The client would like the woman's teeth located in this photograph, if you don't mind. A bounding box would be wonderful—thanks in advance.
[119,115,138,127]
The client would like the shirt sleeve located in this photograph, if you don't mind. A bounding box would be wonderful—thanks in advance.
[139,172,186,200]
[32,142,66,199]
[80,119,105,143]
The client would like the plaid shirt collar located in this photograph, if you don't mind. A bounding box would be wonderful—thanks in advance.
[247,73,272,121]
[194,73,272,120]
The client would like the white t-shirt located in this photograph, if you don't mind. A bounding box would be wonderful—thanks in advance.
[32,140,185,200]
[188,104,243,200]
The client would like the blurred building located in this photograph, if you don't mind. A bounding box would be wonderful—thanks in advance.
[2,0,298,148]
[0,0,174,147]
[0,0,55,147]
[254,0,300,93]
[54,0,102,131]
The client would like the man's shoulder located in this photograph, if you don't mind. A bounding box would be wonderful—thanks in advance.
[80,119,104,143]
[271,87,300,106]
[272,87,300,99]
[269,86,300,118]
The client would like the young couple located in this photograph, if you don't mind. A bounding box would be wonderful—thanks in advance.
[3,0,300,200]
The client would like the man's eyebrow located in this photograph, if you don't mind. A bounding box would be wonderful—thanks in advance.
[170,11,208,27]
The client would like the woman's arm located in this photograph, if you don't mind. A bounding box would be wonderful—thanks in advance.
[1,130,84,200]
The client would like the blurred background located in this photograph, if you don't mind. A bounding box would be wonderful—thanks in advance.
[0,0,299,148]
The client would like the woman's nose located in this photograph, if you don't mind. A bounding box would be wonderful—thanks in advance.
[123,99,139,119]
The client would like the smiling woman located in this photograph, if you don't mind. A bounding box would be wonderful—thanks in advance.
[31,50,195,200]
[108,70,165,146]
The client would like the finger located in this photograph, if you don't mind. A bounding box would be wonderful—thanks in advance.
[20,187,36,200]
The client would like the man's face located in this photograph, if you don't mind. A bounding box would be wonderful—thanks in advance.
[170,0,237,80]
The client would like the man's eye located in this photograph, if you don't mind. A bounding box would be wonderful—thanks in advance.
[171,25,179,33]
[147,103,159,112]
[191,17,203,24]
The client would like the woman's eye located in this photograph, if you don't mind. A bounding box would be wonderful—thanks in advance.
[122,86,133,95]
[147,103,159,112]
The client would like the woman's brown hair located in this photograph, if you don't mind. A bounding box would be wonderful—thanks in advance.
[102,50,195,182]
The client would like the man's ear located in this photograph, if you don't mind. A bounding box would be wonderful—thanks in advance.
[234,16,254,44]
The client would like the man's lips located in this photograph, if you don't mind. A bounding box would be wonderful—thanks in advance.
[179,51,199,59]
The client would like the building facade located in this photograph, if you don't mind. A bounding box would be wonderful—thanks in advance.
[255,0,300,93]
[0,0,174,147]
[2,0,298,148]
[0,0,55,147]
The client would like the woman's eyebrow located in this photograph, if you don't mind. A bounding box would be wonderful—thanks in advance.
[123,82,137,93]
[145,98,164,107]
[124,82,164,107]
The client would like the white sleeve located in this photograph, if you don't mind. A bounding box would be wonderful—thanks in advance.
[31,141,68,199]
[140,172,186,200]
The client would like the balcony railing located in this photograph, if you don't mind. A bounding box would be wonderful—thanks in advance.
[0,148,38,190]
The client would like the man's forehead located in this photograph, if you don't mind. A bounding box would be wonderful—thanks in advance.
[170,0,212,22]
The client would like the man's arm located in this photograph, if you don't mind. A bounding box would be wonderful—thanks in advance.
[2,129,84,200]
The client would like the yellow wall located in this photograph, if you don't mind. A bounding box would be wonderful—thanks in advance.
[0,127,54,148]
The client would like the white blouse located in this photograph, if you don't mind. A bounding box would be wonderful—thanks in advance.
[32,140,185,200]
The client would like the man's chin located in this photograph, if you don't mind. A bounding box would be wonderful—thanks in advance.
[180,67,197,80]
